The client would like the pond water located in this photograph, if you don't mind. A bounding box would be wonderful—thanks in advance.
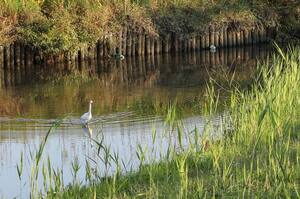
[0,45,274,198]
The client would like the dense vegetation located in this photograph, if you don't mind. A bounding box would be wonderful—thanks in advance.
[1,0,298,54]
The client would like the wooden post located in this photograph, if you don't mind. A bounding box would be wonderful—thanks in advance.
[196,36,200,51]
[236,31,241,46]
[209,26,215,46]
[122,27,127,56]
[252,29,258,44]
[173,34,178,52]
[127,29,132,56]
[205,32,210,49]
[15,43,21,71]
[163,34,169,53]
[20,43,25,81]
[240,30,244,46]
[214,30,219,47]
[259,28,266,43]
[228,31,233,47]
[0,45,3,88]
[224,28,228,47]
[118,28,123,56]
[10,44,15,85]
[192,35,196,52]
[150,37,155,55]
[244,29,249,45]
[141,32,145,56]
[248,29,252,44]
[15,43,21,85]
[201,35,205,49]
[4,46,10,86]
[137,29,142,55]
[232,31,237,47]
[219,48,224,65]
[132,31,136,56]
[154,37,160,54]
[219,29,224,47]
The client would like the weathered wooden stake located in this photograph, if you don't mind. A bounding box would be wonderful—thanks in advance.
[228,31,233,47]
[0,45,3,87]
[232,31,237,47]
[214,31,219,47]
[236,31,241,46]
[209,26,215,46]
[224,28,228,47]
[127,29,132,56]
[240,30,244,46]
[219,29,224,47]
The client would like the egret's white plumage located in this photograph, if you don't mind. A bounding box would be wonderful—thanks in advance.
[81,100,93,126]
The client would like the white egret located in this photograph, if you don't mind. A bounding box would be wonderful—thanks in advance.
[81,100,93,126]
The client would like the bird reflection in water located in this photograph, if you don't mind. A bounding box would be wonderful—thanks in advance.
[82,125,93,138]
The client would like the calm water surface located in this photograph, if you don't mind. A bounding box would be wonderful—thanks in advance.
[0,45,273,198]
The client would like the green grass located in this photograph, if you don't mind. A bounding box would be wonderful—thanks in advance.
[19,46,300,198]
[0,0,288,53]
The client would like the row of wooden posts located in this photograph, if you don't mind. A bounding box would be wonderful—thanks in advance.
[0,26,274,87]
[0,44,272,88]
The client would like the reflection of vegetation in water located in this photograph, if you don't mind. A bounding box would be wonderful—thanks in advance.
[0,59,258,119]
[0,91,22,116]
[18,46,299,198]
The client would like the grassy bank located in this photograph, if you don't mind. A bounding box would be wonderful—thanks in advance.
[1,0,294,54]
[20,45,298,198]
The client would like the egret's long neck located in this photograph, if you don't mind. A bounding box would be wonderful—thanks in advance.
[89,103,92,114]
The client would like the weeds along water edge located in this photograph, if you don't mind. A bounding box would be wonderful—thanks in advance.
[16,46,300,198]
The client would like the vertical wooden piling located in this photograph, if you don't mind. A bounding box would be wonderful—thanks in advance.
[20,43,25,82]
[240,30,244,46]
[248,29,253,45]
[196,36,200,51]
[209,26,215,46]
[259,28,266,43]
[173,34,178,52]
[205,32,210,49]
[200,35,205,49]
[219,29,224,47]
[252,29,258,44]
[163,34,169,54]
[4,46,10,86]
[228,31,233,47]
[0,45,3,88]
[154,37,160,54]
[132,31,136,56]
[137,29,143,55]
[10,44,15,85]
[243,29,249,45]
[150,37,155,55]
[144,35,149,55]
[224,28,228,47]
[236,31,241,46]
[191,36,196,52]
[214,31,219,47]
[141,32,145,56]
[232,31,237,47]
[122,27,127,56]
[127,29,132,56]
[15,43,21,85]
